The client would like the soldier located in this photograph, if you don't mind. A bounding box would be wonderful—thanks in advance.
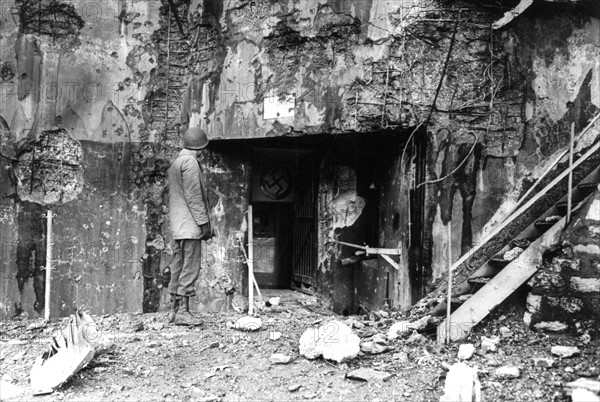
[166,127,213,325]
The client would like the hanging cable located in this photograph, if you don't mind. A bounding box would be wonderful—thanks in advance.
[416,131,478,189]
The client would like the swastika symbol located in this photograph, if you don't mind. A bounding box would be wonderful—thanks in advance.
[260,166,292,200]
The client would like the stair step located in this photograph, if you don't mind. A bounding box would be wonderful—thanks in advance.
[577,182,599,195]
[489,257,510,267]
[534,217,562,230]
[467,276,492,285]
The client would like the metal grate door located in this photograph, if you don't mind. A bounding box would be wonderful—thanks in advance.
[291,156,317,294]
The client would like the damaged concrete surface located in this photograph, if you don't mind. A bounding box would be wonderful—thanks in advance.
[0,0,599,320]
[1,292,599,401]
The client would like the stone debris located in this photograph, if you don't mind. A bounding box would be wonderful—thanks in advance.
[269,331,282,341]
[494,365,521,379]
[564,378,600,396]
[480,336,499,354]
[269,353,293,364]
[533,321,568,332]
[346,368,393,382]
[288,384,302,392]
[551,345,581,358]
[532,357,555,368]
[503,247,524,261]
[439,362,481,402]
[499,326,513,338]
[361,333,392,355]
[299,320,360,363]
[571,388,600,402]
[268,297,281,306]
[231,317,262,332]
[458,344,475,360]
[387,315,431,340]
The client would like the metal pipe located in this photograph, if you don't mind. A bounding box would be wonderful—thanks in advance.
[446,223,452,344]
[44,210,53,322]
[567,122,575,225]
[248,206,254,315]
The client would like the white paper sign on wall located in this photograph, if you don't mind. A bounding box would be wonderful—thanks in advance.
[263,94,295,120]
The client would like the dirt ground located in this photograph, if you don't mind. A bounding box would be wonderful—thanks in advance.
[1,290,598,401]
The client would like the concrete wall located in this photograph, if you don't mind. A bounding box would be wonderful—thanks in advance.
[0,0,599,318]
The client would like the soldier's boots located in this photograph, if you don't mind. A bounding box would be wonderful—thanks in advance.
[174,296,203,326]
[167,295,180,323]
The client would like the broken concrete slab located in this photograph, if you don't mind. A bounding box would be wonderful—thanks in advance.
[551,345,581,358]
[30,309,96,395]
[571,388,600,402]
[458,344,475,360]
[346,368,393,382]
[494,365,521,379]
[299,320,360,363]
[439,362,481,402]
[565,378,600,395]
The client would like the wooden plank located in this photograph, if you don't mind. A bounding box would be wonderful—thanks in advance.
[451,138,600,276]
[437,215,566,343]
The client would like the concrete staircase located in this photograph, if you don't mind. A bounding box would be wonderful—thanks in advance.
[407,119,600,342]
[437,164,600,341]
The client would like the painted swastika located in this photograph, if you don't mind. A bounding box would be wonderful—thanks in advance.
[260,166,292,200]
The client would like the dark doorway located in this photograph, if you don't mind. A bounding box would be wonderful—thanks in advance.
[251,148,317,291]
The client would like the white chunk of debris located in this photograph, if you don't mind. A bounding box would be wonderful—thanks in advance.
[387,315,431,340]
[269,331,282,341]
[269,353,293,364]
[268,297,280,306]
[503,247,524,261]
[30,309,96,395]
[551,346,580,358]
[439,362,481,402]
[571,389,600,402]
[480,336,499,353]
[458,344,475,360]
[233,316,262,331]
[494,365,521,379]
[299,320,360,363]
[564,378,600,396]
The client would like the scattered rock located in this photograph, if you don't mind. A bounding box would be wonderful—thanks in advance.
[270,353,293,364]
[269,331,282,341]
[233,316,262,332]
[299,320,360,363]
[146,322,165,331]
[458,344,475,360]
[494,365,520,379]
[532,357,556,368]
[288,384,302,392]
[387,315,431,340]
[481,336,499,354]
[346,368,393,382]
[564,378,600,395]
[439,362,481,402]
[406,331,427,345]
[571,389,600,402]
[392,351,409,363]
[551,346,580,358]
[360,341,389,355]
[268,297,281,306]
[146,341,161,348]
[499,327,512,338]
[534,321,568,332]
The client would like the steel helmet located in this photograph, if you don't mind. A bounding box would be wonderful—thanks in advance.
[182,127,209,150]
